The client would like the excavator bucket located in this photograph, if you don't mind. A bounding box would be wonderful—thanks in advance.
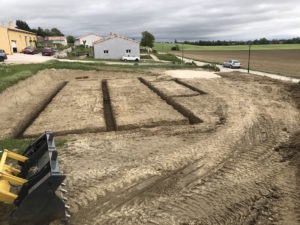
[0,132,69,225]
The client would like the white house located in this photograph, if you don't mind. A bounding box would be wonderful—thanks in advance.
[93,34,140,60]
[74,34,102,47]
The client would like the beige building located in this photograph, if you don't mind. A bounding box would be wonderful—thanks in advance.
[0,21,37,55]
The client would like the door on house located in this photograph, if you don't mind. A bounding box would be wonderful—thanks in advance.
[11,40,17,53]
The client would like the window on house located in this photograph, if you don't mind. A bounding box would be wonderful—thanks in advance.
[126,49,131,53]
[104,50,109,54]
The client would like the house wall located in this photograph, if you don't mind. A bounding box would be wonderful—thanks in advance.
[94,37,140,59]
[8,30,37,54]
[0,26,10,54]
[0,26,37,54]
[75,35,102,47]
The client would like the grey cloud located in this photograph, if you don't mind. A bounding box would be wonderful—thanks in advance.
[0,0,299,40]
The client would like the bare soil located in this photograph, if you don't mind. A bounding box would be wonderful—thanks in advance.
[24,80,106,137]
[108,78,188,130]
[175,50,300,78]
[149,80,198,97]
[0,69,299,225]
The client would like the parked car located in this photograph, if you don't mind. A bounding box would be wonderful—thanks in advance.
[42,47,54,56]
[22,46,38,55]
[223,60,241,69]
[0,49,7,62]
[122,55,140,61]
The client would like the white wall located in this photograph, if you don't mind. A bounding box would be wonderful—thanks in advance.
[94,37,140,59]
[75,34,102,47]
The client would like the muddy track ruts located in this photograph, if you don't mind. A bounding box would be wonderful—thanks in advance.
[93,116,286,224]
[70,115,290,225]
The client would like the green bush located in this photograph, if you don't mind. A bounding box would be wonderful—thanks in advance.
[140,48,148,53]
[201,64,220,72]
[171,45,180,51]
[155,53,182,63]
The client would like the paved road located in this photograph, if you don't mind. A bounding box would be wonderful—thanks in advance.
[180,57,300,83]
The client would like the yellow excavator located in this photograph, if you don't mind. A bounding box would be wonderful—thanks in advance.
[0,132,69,225]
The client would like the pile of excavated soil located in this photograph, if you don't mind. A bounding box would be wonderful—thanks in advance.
[0,69,66,138]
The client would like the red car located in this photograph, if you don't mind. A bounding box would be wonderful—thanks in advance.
[22,46,38,54]
[42,47,54,56]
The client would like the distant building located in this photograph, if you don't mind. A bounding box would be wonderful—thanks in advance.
[44,36,67,46]
[93,33,140,60]
[74,34,102,47]
[0,21,37,54]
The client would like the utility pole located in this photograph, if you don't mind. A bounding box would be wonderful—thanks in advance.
[248,44,251,73]
[181,42,184,63]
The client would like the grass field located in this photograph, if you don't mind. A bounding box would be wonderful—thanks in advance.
[174,50,300,78]
[0,60,198,93]
[155,53,182,63]
[154,43,300,51]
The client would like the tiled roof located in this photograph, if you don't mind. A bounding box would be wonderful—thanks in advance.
[93,33,139,45]
[7,27,36,35]
[76,33,102,40]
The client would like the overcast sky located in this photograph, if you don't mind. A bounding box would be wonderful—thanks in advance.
[1,0,300,41]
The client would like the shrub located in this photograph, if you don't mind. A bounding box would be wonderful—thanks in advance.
[140,48,148,53]
[201,64,220,72]
[171,45,180,51]
[155,53,182,63]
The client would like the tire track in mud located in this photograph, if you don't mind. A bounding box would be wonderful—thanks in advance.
[71,116,288,225]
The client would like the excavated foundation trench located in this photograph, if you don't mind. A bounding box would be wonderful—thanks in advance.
[138,77,203,124]
[19,77,209,138]
[15,81,68,138]
[0,69,299,225]
[102,80,117,131]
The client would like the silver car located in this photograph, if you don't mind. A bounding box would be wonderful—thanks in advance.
[223,60,241,69]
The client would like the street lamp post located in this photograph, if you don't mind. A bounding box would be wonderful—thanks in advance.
[181,42,184,63]
[248,44,252,74]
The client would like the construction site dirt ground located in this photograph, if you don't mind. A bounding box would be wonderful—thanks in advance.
[0,68,299,225]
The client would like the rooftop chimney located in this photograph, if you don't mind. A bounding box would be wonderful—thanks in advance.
[9,20,14,28]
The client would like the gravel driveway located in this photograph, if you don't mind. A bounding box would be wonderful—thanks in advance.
[2,53,54,64]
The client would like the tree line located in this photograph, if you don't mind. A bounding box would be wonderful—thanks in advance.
[16,20,64,37]
[177,37,300,46]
